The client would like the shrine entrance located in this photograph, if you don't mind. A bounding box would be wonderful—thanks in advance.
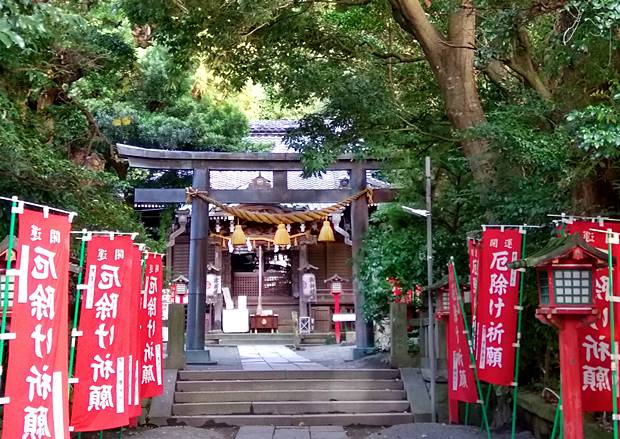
[118,143,395,362]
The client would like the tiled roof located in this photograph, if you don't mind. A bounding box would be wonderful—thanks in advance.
[249,120,297,136]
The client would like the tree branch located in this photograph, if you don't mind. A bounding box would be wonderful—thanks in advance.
[504,27,552,100]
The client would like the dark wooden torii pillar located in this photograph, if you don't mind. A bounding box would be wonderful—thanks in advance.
[117,144,395,362]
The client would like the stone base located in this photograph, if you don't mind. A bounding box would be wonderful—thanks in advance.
[352,347,376,359]
[185,349,217,365]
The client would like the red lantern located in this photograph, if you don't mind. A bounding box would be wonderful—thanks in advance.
[511,234,608,439]
[325,274,348,344]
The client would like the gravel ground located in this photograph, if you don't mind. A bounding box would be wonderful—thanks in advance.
[75,426,237,439]
[358,424,535,439]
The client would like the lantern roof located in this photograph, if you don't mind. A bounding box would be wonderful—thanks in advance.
[509,233,610,269]
[171,274,189,283]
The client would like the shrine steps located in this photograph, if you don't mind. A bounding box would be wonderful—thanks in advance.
[204,332,297,345]
[167,369,413,427]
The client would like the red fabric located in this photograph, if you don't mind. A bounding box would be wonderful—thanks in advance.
[475,228,522,386]
[127,246,142,418]
[468,238,482,353]
[2,208,72,438]
[139,253,164,398]
[447,263,478,403]
[564,221,620,412]
[70,235,136,431]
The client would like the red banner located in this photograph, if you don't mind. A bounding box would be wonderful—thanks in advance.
[140,253,164,398]
[475,228,522,386]
[3,208,72,438]
[564,220,620,412]
[127,246,142,418]
[468,238,482,351]
[447,263,478,403]
[70,235,136,431]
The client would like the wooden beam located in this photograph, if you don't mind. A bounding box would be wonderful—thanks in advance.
[117,144,383,170]
[134,188,397,204]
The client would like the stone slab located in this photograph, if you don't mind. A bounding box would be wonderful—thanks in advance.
[148,369,177,426]
[273,427,310,439]
[400,367,432,422]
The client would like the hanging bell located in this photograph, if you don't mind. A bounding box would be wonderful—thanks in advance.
[318,219,335,242]
[231,224,247,246]
[274,223,291,246]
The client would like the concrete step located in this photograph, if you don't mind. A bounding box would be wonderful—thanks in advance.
[174,389,407,403]
[176,379,403,392]
[168,412,414,427]
[178,369,400,381]
[218,338,296,345]
[205,333,295,340]
[173,400,410,416]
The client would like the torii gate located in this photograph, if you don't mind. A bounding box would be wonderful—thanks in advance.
[117,143,395,362]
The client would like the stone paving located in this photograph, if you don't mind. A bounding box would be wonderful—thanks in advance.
[237,344,327,370]
[237,425,346,439]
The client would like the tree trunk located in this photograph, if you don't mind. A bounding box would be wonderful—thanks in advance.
[391,1,495,187]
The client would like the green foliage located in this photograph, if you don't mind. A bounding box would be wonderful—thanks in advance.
[0,92,146,238]
[567,97,620,159]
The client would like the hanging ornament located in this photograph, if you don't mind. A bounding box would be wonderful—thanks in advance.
[318,219,335,242]
[274,223,291,245]
[231,224,247,246]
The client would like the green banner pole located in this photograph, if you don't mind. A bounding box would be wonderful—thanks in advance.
[550,391,561,439]
[511,228,528,438]
[68,230,88,390]
[464,402,470,425]
[607,232,619,439]
[0,198,18,373]
[480,384,493,430]
[451,258,492,439]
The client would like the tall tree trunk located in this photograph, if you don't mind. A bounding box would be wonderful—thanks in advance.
[390,0,495,187]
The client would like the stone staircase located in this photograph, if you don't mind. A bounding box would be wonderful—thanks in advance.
[169,369,413,426]
[205,332,297,345]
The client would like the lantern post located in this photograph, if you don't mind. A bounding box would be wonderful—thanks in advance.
[325,274,348,344]
[401,155,436,422]
[510,234,609,439]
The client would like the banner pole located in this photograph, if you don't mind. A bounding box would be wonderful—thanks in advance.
[607,231,619,439]
[550,391,561,439]
[0,198,18,373]
[511,229,528,438]
[464,403,469,425]
[481,384,493,430]
[451,258,492,439]
[68,230,88,389]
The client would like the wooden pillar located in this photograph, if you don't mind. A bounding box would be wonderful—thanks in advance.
[213,245,223,331]
[351,165,374,357]
[186,168,212,363]
[558,318,584,439]
[299,244,309,318]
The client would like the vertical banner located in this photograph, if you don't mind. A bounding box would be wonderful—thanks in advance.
[468,238,482,350]
[475,228,522,386]
[2,208,72,439]
[140,253,164,398]
[70,235,135,431]
[447,263,478,403]
[127,246,143,419]
[565,220,620,412]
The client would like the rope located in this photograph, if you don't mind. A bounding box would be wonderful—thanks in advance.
[185,187,373,225]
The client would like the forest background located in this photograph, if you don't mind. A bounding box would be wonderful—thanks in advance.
[2,0,620,410]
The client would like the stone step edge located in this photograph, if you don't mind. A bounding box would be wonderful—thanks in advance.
[173,400,409,406]
[160,412,415,427]
[177,379,401,384]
